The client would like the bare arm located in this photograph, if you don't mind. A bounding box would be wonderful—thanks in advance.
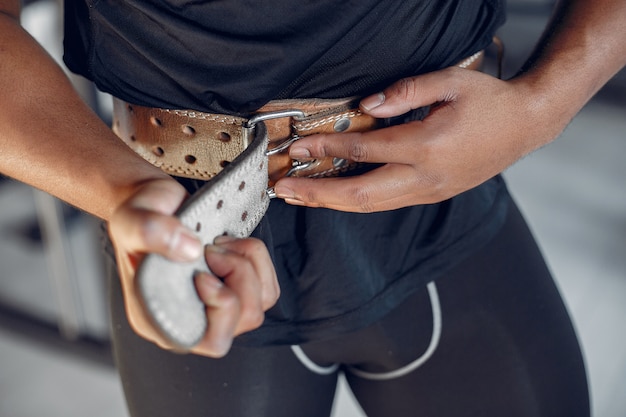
[273,0,626,212]
[512,0,626,136]
[0,2,171,220]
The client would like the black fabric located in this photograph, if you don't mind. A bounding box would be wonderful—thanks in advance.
[238,176,508,345]
[158,175,507,346]
[108,199,589,417]
[105,174,507,346]
[70,0,511,346]
[64,0,505,114]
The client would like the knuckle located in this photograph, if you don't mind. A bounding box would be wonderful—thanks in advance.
[391,77,419,103]
[416,172,450,203]
[305,189,322,206]
[347,141,369,162]
[137,215,163,247]
[262,289,280,311]
[242,307,265,330]
[347,186,375,213]
[246,237,268,255]
[270,285,281,304]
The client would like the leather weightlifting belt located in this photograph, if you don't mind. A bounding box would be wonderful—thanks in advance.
[114,51,486,350]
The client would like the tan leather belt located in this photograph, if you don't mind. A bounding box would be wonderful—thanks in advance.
[112,50,485,185]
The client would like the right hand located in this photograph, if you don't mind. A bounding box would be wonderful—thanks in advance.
[108,178,279,357]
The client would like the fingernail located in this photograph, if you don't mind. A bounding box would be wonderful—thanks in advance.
[360,92,385,111]
[289,147,311,160]
[214,234,237,245]
[205,244,228,254]
[172,228,203,260]
[273,184,295,199]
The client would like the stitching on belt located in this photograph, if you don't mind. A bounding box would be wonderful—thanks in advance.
[295,110,363,132]
[163,108,245,125]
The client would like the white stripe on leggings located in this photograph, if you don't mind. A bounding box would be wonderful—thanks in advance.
[346,281,442,381]
[290,345,340,375]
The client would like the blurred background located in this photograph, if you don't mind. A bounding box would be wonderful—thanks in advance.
[1,0,624,416]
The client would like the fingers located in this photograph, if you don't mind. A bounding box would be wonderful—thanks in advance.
[360,68,462,117]
[110,209,203,263]
[109,179,202,263]
[274,163,443,213]
[110,178,279,358]
[211,236,280,310]
[192,237,280,357]
[273,68,488,213]
[193,272,240,356]
[108,178,204,353]
[287,122,423,165]
[285,69,464,165]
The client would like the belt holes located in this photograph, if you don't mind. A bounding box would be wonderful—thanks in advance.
[217,200,223,209]
[195,222,201,232]
[130,135,136,142]
[127,105,134,114]
[259,161,264,171]
[185,155,197,164]
[218,132,231,142]
[150,116,162,127]
[220,160,230,168]
[241,211,248,221]
[182,125,196,136]
[238,181,246,191]
[152,146,164,157]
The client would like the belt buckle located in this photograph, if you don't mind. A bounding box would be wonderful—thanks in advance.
[244,109,321,186]
[243,108,306,152]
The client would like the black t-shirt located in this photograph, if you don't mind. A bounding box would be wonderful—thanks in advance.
[64,0,510,346]
[64,0,504,113]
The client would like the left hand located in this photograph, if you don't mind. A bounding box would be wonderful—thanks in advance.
[273,67,566,212]
[108,178,279,358]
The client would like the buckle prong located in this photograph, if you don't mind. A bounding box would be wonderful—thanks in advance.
[266,135,301,156]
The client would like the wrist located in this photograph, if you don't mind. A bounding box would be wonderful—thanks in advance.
[502,74,574,154]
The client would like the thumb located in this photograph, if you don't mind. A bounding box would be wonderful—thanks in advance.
[359,69,460,118]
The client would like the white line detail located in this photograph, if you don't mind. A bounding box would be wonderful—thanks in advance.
[290,345,340,375]
[346,281,442,381]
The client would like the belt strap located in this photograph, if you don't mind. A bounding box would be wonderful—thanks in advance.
[113,96,379,185]
[137,123,271,349]
[113,50,485,185]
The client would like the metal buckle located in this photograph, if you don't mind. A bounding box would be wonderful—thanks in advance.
[243,109,311,200]
[242,109,306,153]
[244,109,307,129]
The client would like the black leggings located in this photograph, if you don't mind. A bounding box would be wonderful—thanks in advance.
[108,201,589,417]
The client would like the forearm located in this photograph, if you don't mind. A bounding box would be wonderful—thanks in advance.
[513,0,626,140]
[0,11,171,220]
